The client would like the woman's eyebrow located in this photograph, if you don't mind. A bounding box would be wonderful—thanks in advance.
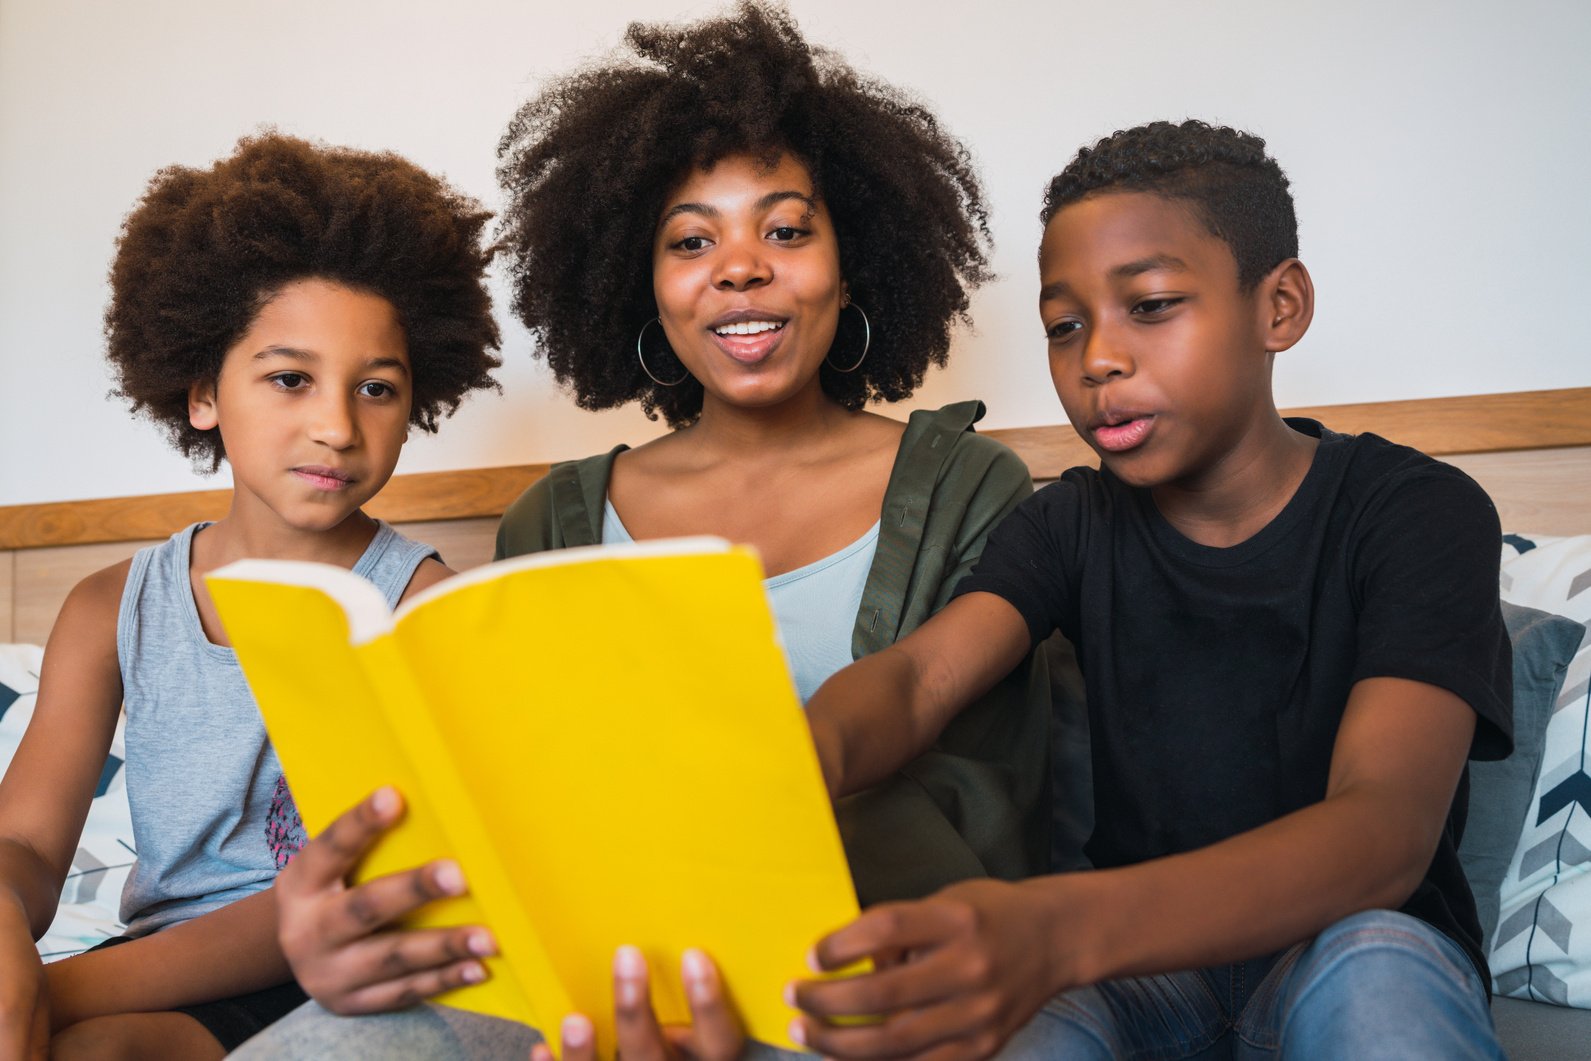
[658,201,718,226]
[657,190,817,228]
[754,190,817,215]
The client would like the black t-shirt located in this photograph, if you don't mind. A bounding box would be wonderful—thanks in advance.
[955,419,1513,982]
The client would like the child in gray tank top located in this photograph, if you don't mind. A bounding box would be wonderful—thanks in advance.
[0,133,501,1059]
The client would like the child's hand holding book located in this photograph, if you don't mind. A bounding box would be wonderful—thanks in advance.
[275,787,495,1015]
[279,786,750,1061]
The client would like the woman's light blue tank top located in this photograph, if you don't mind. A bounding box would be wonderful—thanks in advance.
[116,520,436,935]
[602,501,879,702]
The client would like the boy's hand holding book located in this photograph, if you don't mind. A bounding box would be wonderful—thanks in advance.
[275,787,496,1015]
[790,877,1076,1061]
[282,787,750,1060]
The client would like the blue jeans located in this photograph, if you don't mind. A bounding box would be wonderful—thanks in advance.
[999,910,1502,1060]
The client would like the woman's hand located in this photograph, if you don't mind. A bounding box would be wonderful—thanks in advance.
[275,787,496,1014]
[0,899,50,1061]
[532,946,745,1061]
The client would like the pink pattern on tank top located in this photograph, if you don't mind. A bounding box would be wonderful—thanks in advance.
[266,774,307,868]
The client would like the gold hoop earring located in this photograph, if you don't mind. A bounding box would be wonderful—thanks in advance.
[636,317,689,387]
[825,302,870,373]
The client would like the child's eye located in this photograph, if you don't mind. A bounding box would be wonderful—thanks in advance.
[672,235,711,253]
[269,372,308,390]
[1132,297,1183,316]
[358,380,397,399]
[1046,320,1083,341]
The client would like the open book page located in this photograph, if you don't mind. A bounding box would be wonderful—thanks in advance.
[210,540,859,1052]
[206,572,536,1025]
[389,544,857,1051]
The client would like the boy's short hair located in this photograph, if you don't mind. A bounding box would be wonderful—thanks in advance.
[1041,120,1298,291]
[106,133,502,470]
[495,0,992,428]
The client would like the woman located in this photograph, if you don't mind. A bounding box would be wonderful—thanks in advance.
[238,5,1048,1057]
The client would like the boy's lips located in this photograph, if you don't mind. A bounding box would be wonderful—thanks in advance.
[1089,413,1156,453]
[292,466,355,491]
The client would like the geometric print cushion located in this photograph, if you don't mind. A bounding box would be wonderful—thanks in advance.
[0,642,133,959]
[1492,534,1591,1007]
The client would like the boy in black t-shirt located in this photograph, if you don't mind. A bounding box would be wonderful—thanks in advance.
[789,121,1513,1059]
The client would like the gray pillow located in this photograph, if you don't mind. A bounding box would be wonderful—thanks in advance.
[1459,600,1586,949]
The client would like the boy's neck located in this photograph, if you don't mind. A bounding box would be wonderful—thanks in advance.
[1150,414,1320,549]
[193,503,380,574]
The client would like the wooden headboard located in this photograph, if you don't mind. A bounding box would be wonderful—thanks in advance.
[3,387,1587,645]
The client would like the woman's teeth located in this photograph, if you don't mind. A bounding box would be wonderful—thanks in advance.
[714,321,784,336]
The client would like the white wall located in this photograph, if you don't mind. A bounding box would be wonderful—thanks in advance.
[2,0,1587,506]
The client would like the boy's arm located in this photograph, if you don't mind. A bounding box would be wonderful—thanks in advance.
[43,887,290,1030]
[0,566,126,931]
[805,592,1033,800]
[0,565,125,1058]
[792,675,1477,1061]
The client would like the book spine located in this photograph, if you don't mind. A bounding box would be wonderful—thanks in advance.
[357,634,573,1040]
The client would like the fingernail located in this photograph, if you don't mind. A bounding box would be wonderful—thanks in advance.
[468,929,496,957]
[806,947,823,973]
[461,961,486,984]
[682,948,711,1003]
[614,944,645,977]
[561,1015,589,1049]
[788,1019,806,1046]
[783,981,796,1007]
[433,860,466,896]
[615,945,644,1006]
[682,947,709,981]
[371,786,399,816]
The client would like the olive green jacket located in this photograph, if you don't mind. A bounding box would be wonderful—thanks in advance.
[494,401,1050,904]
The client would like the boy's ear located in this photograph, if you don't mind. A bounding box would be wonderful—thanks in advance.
[188,380,219,431]
[1260,259,1314,354]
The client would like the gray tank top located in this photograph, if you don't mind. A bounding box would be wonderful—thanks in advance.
[116,520,436,935]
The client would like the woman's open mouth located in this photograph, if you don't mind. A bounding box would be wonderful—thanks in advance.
[709,317,787,363]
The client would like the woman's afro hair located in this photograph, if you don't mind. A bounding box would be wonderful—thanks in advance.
[106,132,502,469]
[1042,120,1298,291]
[496,1,992,427]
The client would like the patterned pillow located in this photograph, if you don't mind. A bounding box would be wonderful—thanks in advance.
[0,643,133,958]
[1492,534,1591,1006]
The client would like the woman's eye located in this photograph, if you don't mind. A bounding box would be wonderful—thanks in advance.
[269,372,308,390]
[769,226,806,242]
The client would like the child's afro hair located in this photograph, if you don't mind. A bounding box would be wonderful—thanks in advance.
[1042,120,1298,291]
[496,1,992,427]
[106,132,502,469]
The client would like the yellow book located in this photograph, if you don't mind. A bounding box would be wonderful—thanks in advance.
[206,538,859,1055]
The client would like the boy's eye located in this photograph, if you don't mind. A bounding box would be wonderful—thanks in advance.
[269,372,308,390]
[1046,320,1083,341]
[1132,297,1183,316]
